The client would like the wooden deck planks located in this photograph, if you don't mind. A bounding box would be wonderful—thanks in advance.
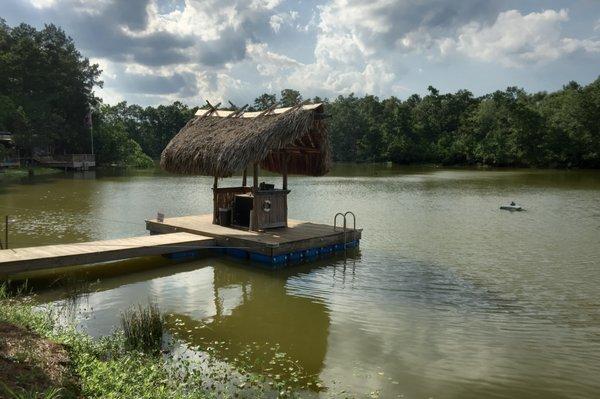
[0,232,215,275]
[146,214,361,256]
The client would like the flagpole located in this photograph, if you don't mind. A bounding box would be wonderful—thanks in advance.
[86,107,94,156]
[90,123,94,155]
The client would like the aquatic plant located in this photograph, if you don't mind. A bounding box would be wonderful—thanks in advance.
[0,280,32,299]
[0,383,63,399]
[120,302,164,353]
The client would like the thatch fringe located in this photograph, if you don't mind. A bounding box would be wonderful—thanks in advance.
[160,106,330,177]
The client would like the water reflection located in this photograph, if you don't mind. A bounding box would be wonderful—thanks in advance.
[35,255,367,387]
[166,261,336,386]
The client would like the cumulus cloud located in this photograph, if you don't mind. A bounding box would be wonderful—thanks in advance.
[246,42,304,76]
[269,11,299,33]
[4,0,600,105]
[318,0,498,54]
[442,9,600,67]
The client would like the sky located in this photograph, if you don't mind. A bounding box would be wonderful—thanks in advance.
[3,0,600,107]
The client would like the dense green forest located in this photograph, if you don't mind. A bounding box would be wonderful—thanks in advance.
[1,20,599,168]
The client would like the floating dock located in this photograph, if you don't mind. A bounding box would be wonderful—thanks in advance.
[146,214,361,265]
[0,232,214,275]
[0,214,360,276]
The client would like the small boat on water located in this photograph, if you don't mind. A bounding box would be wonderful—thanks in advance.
[500,201,523,211]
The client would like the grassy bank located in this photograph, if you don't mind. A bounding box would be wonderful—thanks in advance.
[0,167,63,179]
[0,285,301,399]
[0,291,204,398]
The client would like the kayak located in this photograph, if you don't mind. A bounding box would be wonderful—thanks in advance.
[500,204,523,211]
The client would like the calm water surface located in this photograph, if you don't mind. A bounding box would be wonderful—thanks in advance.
[1,165,600,398]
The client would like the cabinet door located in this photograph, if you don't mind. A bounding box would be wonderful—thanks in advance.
[256,193,287,229]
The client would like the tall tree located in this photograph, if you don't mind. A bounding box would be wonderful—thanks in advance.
[280,89,302,107]
[253,93,277,111]
[0,19,102,156]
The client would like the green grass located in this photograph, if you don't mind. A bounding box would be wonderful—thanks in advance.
[1,383,64,399]
[120,303,164,353]
[0,167,62,178]
[0,286,210,398]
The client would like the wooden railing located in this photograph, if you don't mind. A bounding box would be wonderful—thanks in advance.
[0,158,20,167]
[45,154,95,163]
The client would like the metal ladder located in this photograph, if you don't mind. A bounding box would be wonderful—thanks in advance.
[333,211,357,250]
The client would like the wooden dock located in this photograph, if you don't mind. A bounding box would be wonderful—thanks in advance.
[0,232,214,275]
[0,214,360,276]
[33,154,95,171]
[146,214,361,263]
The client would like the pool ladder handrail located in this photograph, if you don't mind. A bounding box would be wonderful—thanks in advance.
[333,211,357,249]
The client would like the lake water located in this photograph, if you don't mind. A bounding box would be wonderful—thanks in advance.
[1,165,600,398]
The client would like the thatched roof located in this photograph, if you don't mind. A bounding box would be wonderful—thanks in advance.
[160,103,330,178]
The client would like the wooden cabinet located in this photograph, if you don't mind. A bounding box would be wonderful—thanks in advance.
[253,190,289,229]
[215,187,289,231]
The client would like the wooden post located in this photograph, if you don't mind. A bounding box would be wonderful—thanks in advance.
[242,168,247,187]
[253,162,258,191]
[4,216,8,250]
[282,151,288,190]
[251,163,259,231]
[282,151,289,227]
[213,176,218,224]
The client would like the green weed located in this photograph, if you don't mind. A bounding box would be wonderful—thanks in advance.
[0,383,63,399]
[120,302,164,354]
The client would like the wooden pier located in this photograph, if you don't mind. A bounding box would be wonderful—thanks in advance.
[0,213,360,276]
[34,154,95,171]
[146,214,361,264]
[0,232,214,275]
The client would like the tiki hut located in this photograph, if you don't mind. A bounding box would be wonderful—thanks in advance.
[161,102,331,231]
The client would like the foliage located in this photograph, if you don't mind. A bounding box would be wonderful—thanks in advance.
[1,383,63,399]
[0,20,159,167]
[252,93,277,111]
[0,19,101,156]
[279,89,302,108]
[95,101,196,162]
[113,78,598,169]
[0,288,195,399]
[93,104,155,167]
[120,303,164,353]
[326,78,600,168]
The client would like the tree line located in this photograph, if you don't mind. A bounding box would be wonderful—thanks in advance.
[1,20,599,169]
[327,82,600,167]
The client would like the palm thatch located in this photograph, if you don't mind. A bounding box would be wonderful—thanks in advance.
[160,104,330,177]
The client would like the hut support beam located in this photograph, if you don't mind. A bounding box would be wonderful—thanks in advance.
[253,163,258,190]
[213,176,218,224]
[242,168,247,187]
[282,151,288,190]
[251,163,259,231]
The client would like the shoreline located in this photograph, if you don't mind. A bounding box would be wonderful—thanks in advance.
[0,285,324,399]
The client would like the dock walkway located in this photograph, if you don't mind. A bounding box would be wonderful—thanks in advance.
[33,154,96,171]
[0,232,214,275]
[146,214,361,263]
